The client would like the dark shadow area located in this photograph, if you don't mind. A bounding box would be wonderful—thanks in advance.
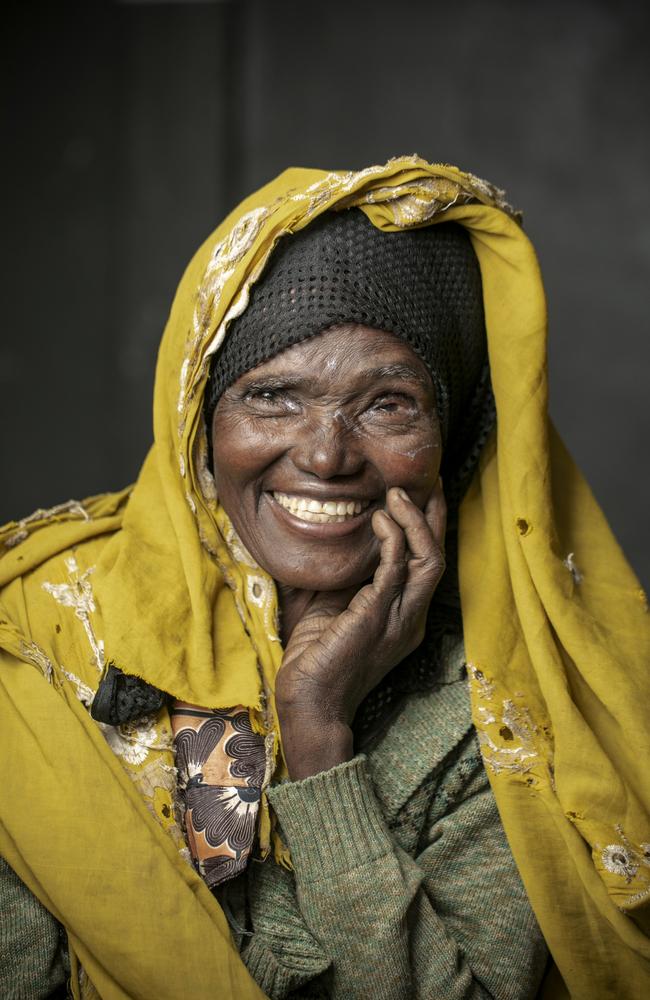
[2,0,649,586]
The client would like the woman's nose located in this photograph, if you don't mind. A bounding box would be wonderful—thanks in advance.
[289,413,364,479]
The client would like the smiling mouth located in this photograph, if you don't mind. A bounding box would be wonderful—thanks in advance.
[272,492,371,523]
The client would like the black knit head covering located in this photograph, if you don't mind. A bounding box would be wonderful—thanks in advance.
[204,209,496,741]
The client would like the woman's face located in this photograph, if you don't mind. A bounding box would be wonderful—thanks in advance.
[211,324,442,592]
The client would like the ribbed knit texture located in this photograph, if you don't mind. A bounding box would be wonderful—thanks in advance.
[237,645,547,999]
[267,757,390,879]
[0,857,69,999]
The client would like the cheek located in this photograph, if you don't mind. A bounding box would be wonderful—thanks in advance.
[211,416,280,487]
[371,430,441,493]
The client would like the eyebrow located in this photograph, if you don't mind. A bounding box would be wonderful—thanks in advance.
[240,364,429,392]
[361,364,430,386]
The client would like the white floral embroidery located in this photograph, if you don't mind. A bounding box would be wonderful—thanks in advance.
[101,727,148,766]
[601,844,639,883]
[177,357,191,417]
[563,551,583,584]
[467,663,495,700]
[4,500,90,549]
[42,555,104,672]
[467,663,553,783]
[246,574,278,641]
[597,826,650,900]
[193,206,270,346]
[61,668,96,707]
[20,640,54,683]
[262,732,276,791]
[193,423,217,504]
[5,530,28,547]
[99,716,163,767]
[247,575,271,609]
[225,524,259,568]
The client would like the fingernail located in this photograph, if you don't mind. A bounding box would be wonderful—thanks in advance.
[395,487,410,502]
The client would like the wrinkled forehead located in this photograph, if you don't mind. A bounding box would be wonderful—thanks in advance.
[228,323,434,389]
[204,212,486,448]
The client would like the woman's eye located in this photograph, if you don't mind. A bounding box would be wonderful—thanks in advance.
[368,393,415,418]
[245,387,299,413]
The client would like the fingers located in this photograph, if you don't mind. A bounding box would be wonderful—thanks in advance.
[346,479,445,626]
[387,481,445,562]
[343,507,405,621]
[423,476,447,551]
[369,507,408,595]
[384,480,446,615]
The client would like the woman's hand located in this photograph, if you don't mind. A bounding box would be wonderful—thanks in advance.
[275,478,447,779]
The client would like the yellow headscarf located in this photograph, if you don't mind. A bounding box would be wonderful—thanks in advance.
[1,157,648,998]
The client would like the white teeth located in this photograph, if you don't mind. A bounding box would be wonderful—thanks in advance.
[272,492,370,523]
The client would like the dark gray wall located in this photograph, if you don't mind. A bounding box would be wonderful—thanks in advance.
[3,0,649,587]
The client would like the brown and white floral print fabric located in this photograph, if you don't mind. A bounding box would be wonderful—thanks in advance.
[171,702,266,888]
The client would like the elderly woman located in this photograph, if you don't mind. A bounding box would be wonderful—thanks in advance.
[1,158,648,1000]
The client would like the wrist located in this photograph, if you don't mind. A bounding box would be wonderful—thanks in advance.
[275,668,353,729]
[277,707,353,780]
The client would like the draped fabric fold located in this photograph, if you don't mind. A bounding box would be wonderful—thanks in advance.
[1,157,648,997]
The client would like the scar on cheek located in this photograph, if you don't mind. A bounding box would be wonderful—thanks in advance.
[377,440,440,459]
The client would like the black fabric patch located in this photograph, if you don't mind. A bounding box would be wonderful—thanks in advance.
[90,662,166,726]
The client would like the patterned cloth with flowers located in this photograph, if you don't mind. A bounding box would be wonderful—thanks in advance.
[171,702,267,888]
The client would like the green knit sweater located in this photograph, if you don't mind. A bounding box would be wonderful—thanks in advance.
[0,638,547,999]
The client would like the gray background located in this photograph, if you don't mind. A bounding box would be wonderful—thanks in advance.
[2,0,649,587]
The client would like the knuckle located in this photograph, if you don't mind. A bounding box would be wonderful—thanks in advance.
[393,558,409,581]
[414,551,445,579]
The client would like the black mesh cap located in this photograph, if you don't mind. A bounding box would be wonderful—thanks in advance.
[204,209,487,445]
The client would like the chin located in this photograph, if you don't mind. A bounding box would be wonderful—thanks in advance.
[268,557,378,594]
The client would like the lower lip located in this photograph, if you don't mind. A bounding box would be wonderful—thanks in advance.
[264,493,376,538]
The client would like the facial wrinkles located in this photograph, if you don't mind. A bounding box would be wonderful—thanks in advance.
[238,366,435,486]
[218,391,437,479]
[281,399,435,463]
[211,325,443,592]
[297,338,439,456]
[327,397,440,467]
[351,418,440,458]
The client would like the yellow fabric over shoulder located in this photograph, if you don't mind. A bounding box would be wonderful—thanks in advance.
[1,157,648,997]
[453,203,650,995]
